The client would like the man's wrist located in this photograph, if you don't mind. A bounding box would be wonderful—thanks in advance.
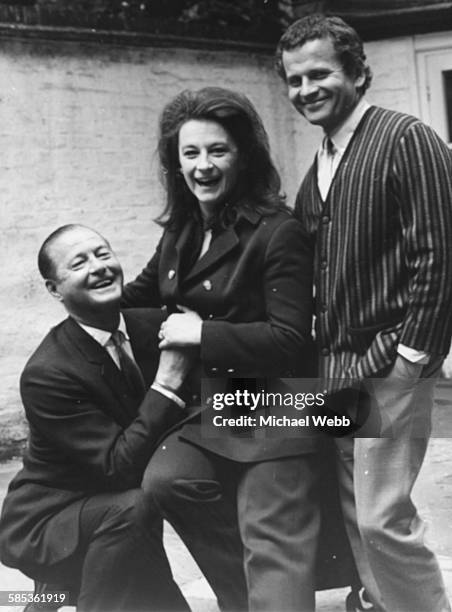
[153,379,179,394]
[151,381,186,409]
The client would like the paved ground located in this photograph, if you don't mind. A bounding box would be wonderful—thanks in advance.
[0,380,451,612]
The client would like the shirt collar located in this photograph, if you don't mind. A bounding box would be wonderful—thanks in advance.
[77,312,129,348]
[326,98,370,155]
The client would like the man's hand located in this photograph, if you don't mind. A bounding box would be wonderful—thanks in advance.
[154,347,196,392]
[392,354,424,379]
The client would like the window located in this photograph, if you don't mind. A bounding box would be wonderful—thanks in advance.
[416,34,452,145]
[416,32,452,145]
[443,69,452,143]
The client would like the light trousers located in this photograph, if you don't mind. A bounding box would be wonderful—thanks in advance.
[336,356,450,612]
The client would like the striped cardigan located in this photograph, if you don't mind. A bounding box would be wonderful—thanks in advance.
[295,105,452,382]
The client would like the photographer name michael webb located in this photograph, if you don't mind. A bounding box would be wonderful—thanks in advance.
[211,413,351,428]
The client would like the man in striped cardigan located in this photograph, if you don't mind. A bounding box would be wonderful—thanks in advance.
[276,14,452,612]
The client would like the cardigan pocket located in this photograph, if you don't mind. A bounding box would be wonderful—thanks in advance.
[348,318,402,354]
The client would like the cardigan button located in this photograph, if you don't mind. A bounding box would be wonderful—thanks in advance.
[203,280,212,291]
[168,269,176,280]
[227,368,235,373]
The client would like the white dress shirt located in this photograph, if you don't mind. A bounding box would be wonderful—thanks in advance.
[317,98,370,200]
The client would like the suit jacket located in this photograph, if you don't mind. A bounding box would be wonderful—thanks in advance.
[295,106,452,386]
[123,206,318,461]
[0,309,184,577]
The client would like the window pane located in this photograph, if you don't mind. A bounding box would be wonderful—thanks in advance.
[443,70,452,142]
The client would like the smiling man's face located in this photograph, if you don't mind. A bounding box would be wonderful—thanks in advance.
[282,37,365,134]
[46,227,123,326]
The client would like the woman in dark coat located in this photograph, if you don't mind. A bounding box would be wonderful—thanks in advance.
[122,87,319,612]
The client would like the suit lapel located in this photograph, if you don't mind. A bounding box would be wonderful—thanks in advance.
[63,317,136,423]
[123,309,165,386]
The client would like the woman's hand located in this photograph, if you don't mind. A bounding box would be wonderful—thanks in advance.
[158,306,203,348]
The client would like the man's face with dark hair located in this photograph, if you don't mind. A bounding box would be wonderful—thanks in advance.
[282,37,365,133]
[45,227,123,323]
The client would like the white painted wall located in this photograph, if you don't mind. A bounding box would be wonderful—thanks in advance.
[1,29,451,431]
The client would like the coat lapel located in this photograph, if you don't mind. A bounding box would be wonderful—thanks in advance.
[184,226,239,283]
[123,309,165,386]
[163,206,261,287]
[160,219,199,297]
[63,317,136,423]
[173,219,197,283]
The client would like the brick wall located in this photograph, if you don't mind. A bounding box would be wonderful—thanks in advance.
[0,29,450,450]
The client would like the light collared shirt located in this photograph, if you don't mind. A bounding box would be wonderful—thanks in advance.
[199,229,213,259]
[317,98,429,365]
[77,314,185,407]
[79,313,132,369]
[317,98,370,200]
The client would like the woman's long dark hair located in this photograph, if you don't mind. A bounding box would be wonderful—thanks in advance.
[156,87,287,230]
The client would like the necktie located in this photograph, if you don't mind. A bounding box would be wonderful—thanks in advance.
[318,137,337,201]
[326,137,336,169]
[110,330,146,398]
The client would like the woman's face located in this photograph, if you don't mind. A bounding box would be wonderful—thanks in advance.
[178,119,241,216]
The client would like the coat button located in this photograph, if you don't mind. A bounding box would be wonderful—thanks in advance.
[203,280,212,291]
[168,269,176,280]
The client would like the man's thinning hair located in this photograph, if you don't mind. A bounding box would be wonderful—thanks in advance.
[38,224,105,280]
[275,14,372,95]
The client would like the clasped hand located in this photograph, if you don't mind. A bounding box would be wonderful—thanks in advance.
[158,306,203,348]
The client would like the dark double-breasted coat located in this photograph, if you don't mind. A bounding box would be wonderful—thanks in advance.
[122,206,318,461]
[123,205,359,594]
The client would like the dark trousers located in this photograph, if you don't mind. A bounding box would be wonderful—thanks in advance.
[143,432,319,612]
[33,489,189,612]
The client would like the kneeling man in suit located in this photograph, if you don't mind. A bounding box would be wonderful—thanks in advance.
[0,224,194,612]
